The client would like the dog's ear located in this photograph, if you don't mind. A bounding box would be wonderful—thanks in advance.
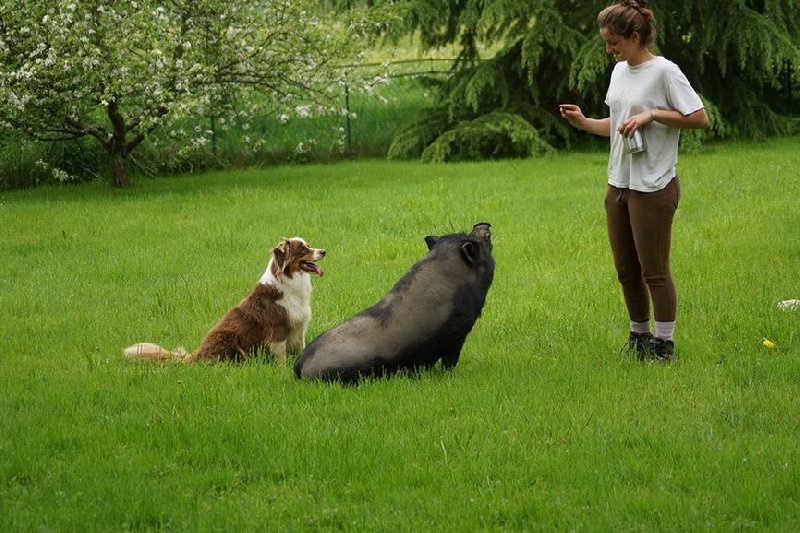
[460,241,480,265]
[271,240,290,273]
[469,222,492,251]
[274,240,290,257]
[424,236,439,250]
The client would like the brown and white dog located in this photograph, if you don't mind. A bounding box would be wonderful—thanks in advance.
[123,237,325,363]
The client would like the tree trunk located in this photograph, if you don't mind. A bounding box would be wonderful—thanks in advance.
[105,98,132,187]
[111,151,130,188]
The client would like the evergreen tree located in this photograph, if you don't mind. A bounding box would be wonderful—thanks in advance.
[372,0,800,160]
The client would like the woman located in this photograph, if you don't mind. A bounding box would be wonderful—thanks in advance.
[559,0,708,362]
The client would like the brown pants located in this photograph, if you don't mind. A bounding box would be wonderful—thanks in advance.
[604,177,680,323]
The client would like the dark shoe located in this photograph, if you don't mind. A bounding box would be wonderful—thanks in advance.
[625,331,653,361]
[648,337,675,363]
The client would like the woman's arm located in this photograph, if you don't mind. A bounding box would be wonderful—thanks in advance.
[651,108,709,129]
[559,104,612,137]
[619,108,709,136]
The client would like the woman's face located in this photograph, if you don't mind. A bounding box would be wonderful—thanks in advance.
[600,27,640,63]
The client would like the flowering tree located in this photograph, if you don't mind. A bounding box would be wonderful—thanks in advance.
[0,0,391,186]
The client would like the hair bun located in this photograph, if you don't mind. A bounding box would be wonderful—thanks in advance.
[624,0,648,8]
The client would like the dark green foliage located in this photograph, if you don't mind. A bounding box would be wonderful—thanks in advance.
[387,108,453,160]
[0,132,103,189]
[0,138,50,190]
[378,0,800,156]
[655,1,800,137]
[419,112,555,162]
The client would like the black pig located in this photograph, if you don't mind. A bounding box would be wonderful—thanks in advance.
[294,223,495,383]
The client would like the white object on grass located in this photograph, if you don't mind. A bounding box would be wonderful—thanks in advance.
[778,299,800,311]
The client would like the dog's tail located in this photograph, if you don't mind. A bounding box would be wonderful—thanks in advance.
[123,342,189,362]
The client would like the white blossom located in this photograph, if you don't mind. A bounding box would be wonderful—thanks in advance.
[0,0,387,184]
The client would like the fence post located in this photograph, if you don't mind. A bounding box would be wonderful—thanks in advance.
[344,83,352,152]
[210,115,217,156]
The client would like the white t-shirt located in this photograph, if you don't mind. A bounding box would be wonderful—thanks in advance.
[605,56,704,192]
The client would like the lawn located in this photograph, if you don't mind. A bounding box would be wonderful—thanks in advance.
[1,138,799,531]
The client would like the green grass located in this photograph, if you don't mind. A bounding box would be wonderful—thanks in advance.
[1,138,799,531]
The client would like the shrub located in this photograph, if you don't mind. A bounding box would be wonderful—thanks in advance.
[386,108,453,160]
[0,134,103,189]
[420,112,555,163]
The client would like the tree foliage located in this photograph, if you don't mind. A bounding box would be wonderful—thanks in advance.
[377,0,800,159]
[0,0,389,186]
[421,112,555,162]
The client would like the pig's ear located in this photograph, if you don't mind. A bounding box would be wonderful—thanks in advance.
[424,236,439,250]
[469,222,492,251]
[460,241,479,265]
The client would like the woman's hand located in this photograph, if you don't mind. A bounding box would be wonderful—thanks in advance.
[559,104,612,137]
[617,110,653,138]
[559,104,586,129]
